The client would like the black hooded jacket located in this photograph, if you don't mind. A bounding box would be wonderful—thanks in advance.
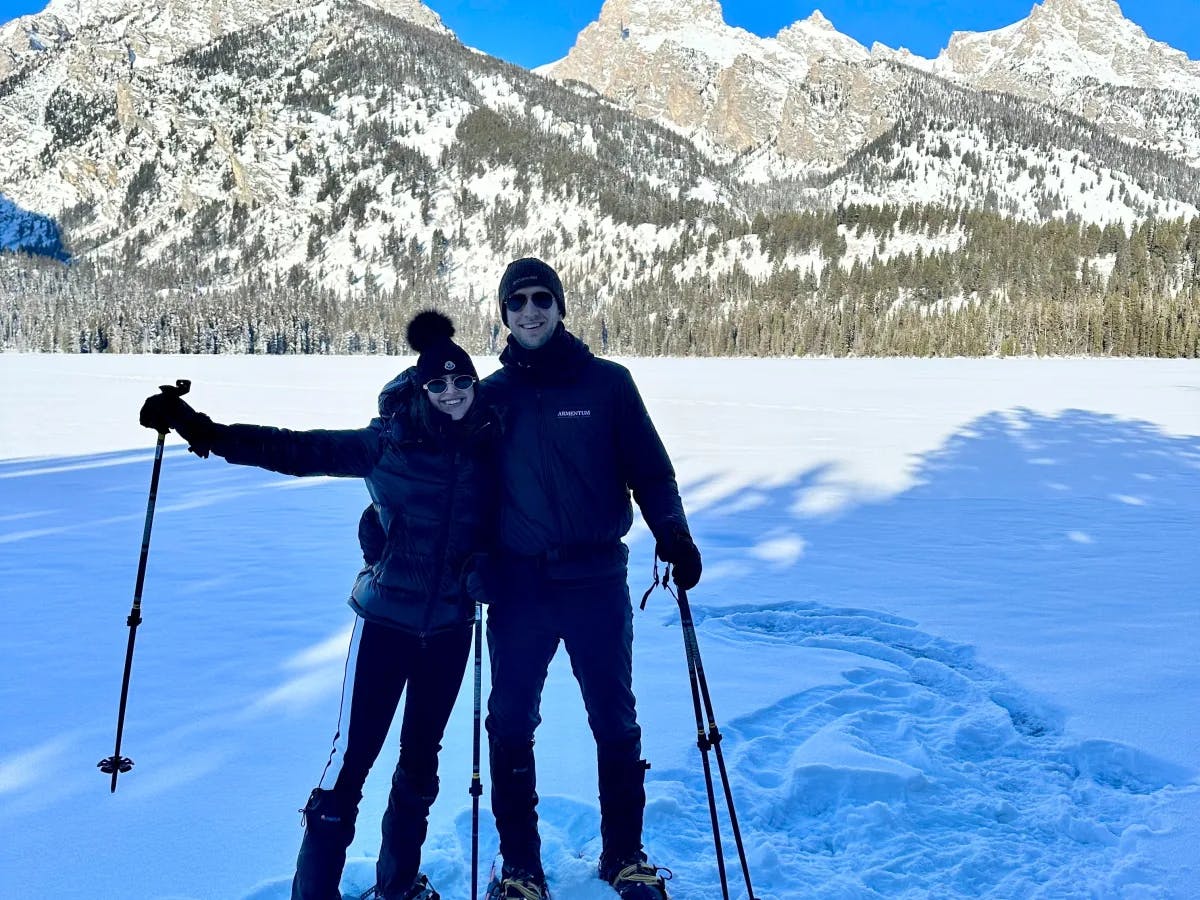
[482,325,688,579]
[206,370,499,635]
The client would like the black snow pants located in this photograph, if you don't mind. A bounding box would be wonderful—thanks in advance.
[292,616,472,900]
[484,571,646,880]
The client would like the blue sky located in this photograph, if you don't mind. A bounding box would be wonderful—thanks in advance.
[1,0,1196,69]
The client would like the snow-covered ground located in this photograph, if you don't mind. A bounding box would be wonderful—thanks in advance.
[1,354,1197,899]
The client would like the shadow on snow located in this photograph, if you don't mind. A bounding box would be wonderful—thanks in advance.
[1,409,1198,897]
[653,408,1200,897]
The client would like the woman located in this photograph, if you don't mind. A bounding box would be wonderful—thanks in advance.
[139,312,498,900]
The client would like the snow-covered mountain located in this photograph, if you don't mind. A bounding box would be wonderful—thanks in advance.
[794,64,1200,224]
[0,0,738,309]
[546,0,1200,171]
[927,0,1200,165]
[0,0,445,79]
[545,0,875,168]
[1,0,1199,354]
[931,0,1200,99]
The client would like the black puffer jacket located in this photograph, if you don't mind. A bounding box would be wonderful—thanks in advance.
[207,370,499,635]
[482,325,689,580]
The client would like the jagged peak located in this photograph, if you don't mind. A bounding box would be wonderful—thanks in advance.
[1031,0,1128,23]
[596,0,726,30]
[29,0,447,35]
[943,0,1145,49]
[360,0,448,33]
[775,9,868,61]
[938,0,1193,63]
[2,0,449,73]
[871,42,934,66]
[804,10,834,29]
[930,0,1200,98]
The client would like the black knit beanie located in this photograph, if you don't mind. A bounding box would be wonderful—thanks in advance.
[498,257,566,324]
[406,311,477,384]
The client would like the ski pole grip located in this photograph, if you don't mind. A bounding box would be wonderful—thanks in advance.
[159,379,191,398]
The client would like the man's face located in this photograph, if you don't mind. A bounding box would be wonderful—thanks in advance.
[504,286,561,350]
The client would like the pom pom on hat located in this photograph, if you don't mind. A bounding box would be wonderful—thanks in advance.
[406,310,456,353]
[405,310,477,384]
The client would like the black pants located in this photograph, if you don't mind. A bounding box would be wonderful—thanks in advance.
[293,617,472,900]
[485,574,646,879]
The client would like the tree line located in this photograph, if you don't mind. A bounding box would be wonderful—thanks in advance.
[3,205,1197,358]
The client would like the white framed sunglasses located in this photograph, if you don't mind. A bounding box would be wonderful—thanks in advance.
[424,374,477,394]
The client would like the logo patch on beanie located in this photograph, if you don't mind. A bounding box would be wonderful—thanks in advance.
[444,361,456,370]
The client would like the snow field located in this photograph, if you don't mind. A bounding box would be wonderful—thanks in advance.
[0,354,1197,899]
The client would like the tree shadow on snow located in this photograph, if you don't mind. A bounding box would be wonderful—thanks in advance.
[654,408,1200,898]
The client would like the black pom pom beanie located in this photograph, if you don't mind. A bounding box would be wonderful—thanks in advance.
[406,310,477,384]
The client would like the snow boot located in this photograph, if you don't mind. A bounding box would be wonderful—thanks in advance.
[488,737,543,878]
[292,787,361,900]
[597,746,649,869]
[376,766,439,896]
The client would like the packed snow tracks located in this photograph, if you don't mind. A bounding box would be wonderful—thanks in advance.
[640,601,1195,898]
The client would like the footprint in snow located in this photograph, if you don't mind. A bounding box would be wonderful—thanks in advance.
[640,601,1196,899]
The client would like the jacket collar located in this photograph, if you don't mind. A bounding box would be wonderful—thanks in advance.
[499,324,592,383]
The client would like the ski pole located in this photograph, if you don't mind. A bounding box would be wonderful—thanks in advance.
[677,585,759,900]
[470,601,484,900]
[642,562,760,900]
[98,379,190,793]
[681,607,730,899]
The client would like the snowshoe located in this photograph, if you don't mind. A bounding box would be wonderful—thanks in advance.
[400,874,440,900]
[602,859,672,899]
[358,873,440,900]
[484,868,550,900]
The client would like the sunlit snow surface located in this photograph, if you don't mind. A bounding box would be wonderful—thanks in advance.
[1,354,1198,899]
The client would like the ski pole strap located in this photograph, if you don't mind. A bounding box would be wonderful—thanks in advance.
[639,556,671,610]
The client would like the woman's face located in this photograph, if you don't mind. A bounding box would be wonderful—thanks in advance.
[423,375,475,420]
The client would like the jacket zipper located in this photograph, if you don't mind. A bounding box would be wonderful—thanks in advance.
[421,442,460,640]
[535,389,565,542]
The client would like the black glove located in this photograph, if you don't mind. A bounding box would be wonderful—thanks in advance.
[462,552,493,606]
[138,392,216,457]
[358,505,386,566]
[656,526,702,591]
[139,391,188,433]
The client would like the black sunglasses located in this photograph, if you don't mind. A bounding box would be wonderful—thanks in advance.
[424,374,477,394]
[504,290,556,313]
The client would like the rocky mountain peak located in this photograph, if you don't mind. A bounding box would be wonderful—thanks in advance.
[775,9,868,62]
[0,0,447,80]
[1030,0,1127,25]
[802,10,833,29]
[595,0,725,30]
[934,0,1200,96]
[34,0,445,30]
[1023,0,1145,44]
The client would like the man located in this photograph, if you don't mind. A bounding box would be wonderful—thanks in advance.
[481,258,702,900]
